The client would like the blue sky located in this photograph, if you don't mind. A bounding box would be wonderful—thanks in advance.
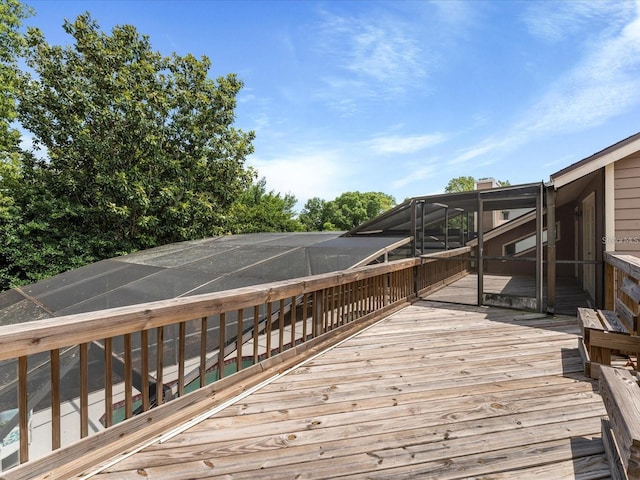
[25,0,640,209]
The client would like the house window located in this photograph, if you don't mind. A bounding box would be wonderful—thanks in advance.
[503,223,560,256]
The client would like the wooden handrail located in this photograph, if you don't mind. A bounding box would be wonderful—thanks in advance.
[0,249,472,360]
[0,247,473,475]
[0,258,413,360]
[605,252,640,282]
[604,252,640,334]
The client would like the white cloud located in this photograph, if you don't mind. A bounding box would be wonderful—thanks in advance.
[344,20,425,85]
[249,151,350,207]
[449,3,640,167]
[522,6,640,135]
[542,153,576,170]
[523,0,634,43]
[430,0,476,28]
[311,7,431,111]
[391,164,437,190]
[368,133,447,155]
[452,137,511,165]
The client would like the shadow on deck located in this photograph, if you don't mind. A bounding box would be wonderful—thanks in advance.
[426,273,590,316]
[84,300,609,480]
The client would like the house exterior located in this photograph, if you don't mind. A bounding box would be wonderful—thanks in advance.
[479,131,640,309]
[475,177,531,230]
[551,131,640,258]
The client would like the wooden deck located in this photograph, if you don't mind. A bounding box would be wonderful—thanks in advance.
[82,300,610,479]
[427,274,590,315]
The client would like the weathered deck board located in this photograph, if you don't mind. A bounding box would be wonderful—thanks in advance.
[89,300,610,479]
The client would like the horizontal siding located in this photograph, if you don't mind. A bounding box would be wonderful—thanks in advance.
[616,206,640,219]
[615,188,640,200]
[616,219,640,230]
[612,232,640,252]
[615,155,640,253]
[614,176,640,189]
[614,151,640,170]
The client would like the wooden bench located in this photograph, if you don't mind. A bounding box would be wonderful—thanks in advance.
[578,307,636,379]
[578,278,640,379]
[599,365,640,480]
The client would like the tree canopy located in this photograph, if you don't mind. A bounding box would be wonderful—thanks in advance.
[1,9,262,290]
[445,176,510,193]
[227,178,303,234]
[0,0,31,155]
[0,0,35,289]
[299,192,396,231]
[0,4,398,292]
[18,14,255,250]
[443,176,510,230]
[444,176,475,193]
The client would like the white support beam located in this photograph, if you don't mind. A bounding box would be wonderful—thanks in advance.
[605,163,615,252]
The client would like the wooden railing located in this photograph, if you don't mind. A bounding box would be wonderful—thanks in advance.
[598,253,640,478]
[0,247,471,478]
[604,252,640,334]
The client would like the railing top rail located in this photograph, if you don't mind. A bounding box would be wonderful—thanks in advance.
[421,246,473,260]
[0,246,472,361]
[0,259,397,361]
[604,252,640,282]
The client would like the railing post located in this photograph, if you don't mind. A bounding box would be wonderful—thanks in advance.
[278,299,285,352]
[200,318,207,388]
[605,261,615,310]
[80,343,89,438]
[477,194,484,307]
[104,338,113,427]
[237,308,243,372]
[313,289,324,337]
[18,356,28,464]
[546,186,557,314]
[411,199,417,257]
[420,201,425,255]
[124,334,132,419]
[156,326,164,404]
[266,302,272,357]
[445,207,449,250]
[178,322,186,397]
[536,183,544,313]
[218,313,226,380]
[253,306,260,363]
[384,273,389,306]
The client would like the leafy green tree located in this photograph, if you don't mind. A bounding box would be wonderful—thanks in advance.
[298,197,328,231]
[227,177,303,233]
[0,0,31,156]
[0,156,23,289]
[17,13,255,252]
[1,148,105,290]
[328,191,395,230]
[445,176,510,193]
[444,176,475,193]
[1,0,31,215]
[443,176,510,231]
[1,12,257,290]
[300,192,395,232]
[0,0,35,290]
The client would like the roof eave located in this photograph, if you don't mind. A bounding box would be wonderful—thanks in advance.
[551,131,640,189]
